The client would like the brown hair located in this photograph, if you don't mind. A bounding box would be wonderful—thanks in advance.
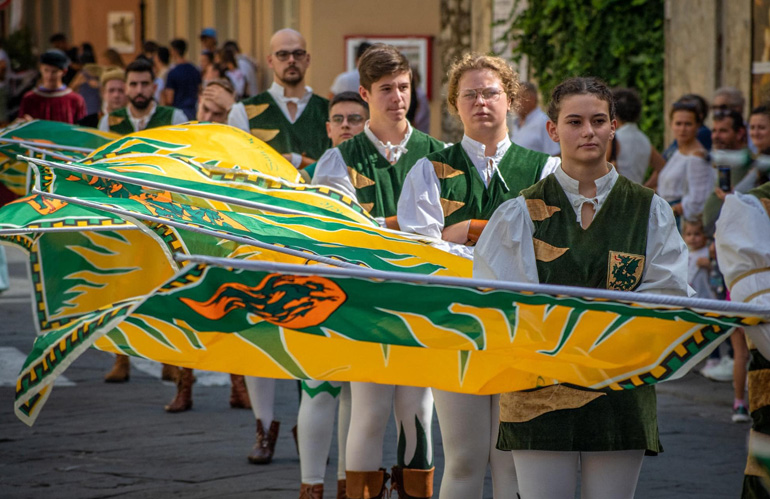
[446,53,519,115]
[546,77,615,122]
[358,43,411,91]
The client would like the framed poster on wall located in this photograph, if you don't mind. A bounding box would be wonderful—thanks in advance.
[344,35,433,100]
[107,11,136,54]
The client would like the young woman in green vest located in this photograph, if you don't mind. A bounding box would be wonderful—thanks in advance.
[715,182,770,498]
[397,53,559,499]
[473,77,691,498]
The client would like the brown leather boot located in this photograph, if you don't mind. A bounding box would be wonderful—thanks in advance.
[390,466,434,498]
[337,479,346,499]
[299,483,324,499]
[346,469,389,499]
[104,355,130,382]
[161,363,180,382]
[247,419,280,464]
[164,368,194,413]
[229,374,251,409]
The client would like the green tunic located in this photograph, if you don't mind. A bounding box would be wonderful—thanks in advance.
[241,92,331,160]
[425,142,550,227]
[498,174,663,454]
[743,182,770,499]
[338,130,445,218]
[108,106,177,135]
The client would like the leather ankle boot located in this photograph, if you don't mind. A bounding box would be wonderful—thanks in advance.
[161,363,180,382]
[248,419,280,464]
[164,368,194,413]
[299,483,323,499]
[229,374,251,409]
[104,355,130,382]
[345,469,389,499]
[337,479,346,499]
[390,466,434,498]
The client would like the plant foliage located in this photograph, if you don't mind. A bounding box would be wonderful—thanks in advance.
[500,0,665,148]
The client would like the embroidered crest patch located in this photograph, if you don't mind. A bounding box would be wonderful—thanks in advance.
[607,251,645,291]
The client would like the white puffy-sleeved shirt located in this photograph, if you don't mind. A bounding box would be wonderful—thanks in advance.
[397,134,561,240]
[473,164,693,298]
[715,191,770,357]
[311,121,417,215]
[656,150,715,220]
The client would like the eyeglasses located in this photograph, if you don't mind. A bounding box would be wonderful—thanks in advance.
[274,49,307,61]
[459,87,505,103]
[330,114,365,125]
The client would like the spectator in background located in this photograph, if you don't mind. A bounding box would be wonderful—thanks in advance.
[657,100,715,224]
[200,50,214,79]
[328,41,372,97]
[612,87,665,187]
[79,67,127,128]
[510,81,560,156]
[153,46,170,104]
[103,48,125,69]
[138,40,159,64]
[713,86,754,153]
[19,50,86,124]
[662,93,712,160]
[406,68,430,134]
[0,39,10,124]
[49,33,78,85]
[200,28,218,53]
[71,45,101,116]
[215,47,245,99]
[163,39,201,120]
[224,40,258,98]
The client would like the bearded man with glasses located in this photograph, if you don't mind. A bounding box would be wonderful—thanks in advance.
[231,29,331,171]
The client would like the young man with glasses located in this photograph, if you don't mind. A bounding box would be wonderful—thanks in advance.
[232,29,331,171]
[312,43,446,499]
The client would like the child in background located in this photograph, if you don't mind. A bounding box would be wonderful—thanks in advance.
[683,218,715,299]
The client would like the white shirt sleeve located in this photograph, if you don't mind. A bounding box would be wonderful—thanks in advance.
[397,157,444,239]
[311,148,357,200]
[227,102,250,133]
[636,194,693,296]
[715,191,770,358]
[97,114,109,132]
[681,155,715,221]
[540,156,561,179]
[171,109,189,125]
[472,197,539,284]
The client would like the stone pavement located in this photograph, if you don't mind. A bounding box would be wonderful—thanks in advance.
[0,247,752,498]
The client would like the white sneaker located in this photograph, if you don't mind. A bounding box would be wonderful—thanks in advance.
[702,356,734,382]
[699,358,720,377]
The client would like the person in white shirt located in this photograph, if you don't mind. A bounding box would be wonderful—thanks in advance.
[611,87,665,187]
[328,41,372,98]
[397,53,559,499]
[224,40,258,98]
[474,76,691,499]
[510,81,561,156]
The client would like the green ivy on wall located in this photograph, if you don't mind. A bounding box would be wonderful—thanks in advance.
[499,0,665,149]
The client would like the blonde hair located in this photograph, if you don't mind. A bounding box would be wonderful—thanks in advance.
[446,53,519,115]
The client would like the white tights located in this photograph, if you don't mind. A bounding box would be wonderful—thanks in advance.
[433,390,517,499]
[297,380,351,484]
[346,382,434,471]
[244,376,275,425]
[511,449,645,499]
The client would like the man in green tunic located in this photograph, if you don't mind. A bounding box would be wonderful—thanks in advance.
[98,59,187,135]
[233,29,331,170]
[312,44,445,498]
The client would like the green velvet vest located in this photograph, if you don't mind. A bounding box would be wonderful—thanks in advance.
[750,181,770,203]
[242,92,331,160]
[338,130,445,218]
[522,174,653,291]
[108,106,177,135]
[426,142,550,226]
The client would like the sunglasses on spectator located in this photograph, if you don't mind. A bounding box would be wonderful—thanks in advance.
[274,49,307,61]
[330,114,365,125]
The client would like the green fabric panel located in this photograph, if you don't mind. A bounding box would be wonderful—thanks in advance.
[242,92,331,160]
[499,174,659,454]
[703,156,753,235]
[397,416,434,469]
[750,181,770,201]
[338,130,445,218]
[108,106,177,135]
[427,142,550,227]
[522,174,653,289]
[742,476,770,499]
